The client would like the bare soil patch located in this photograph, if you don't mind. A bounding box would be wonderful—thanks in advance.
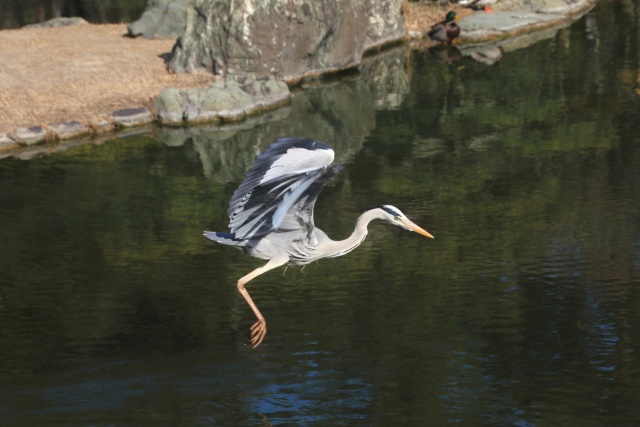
[0,23,215,135]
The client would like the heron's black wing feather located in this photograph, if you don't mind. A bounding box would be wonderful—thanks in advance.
[227,137,338,240]
[228,137,331,215]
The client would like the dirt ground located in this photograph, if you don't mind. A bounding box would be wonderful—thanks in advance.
[0,4,467,136]
[0,23,216,135]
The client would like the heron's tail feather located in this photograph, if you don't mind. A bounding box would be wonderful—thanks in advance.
[203,231,245,246]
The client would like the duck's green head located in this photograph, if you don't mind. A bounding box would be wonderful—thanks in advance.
[445,11,458,23]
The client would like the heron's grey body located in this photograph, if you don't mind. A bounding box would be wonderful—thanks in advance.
[204,137,433,348]
[204,137,347,264]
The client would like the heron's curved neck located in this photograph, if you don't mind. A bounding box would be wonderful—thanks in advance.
[325,209,380,258]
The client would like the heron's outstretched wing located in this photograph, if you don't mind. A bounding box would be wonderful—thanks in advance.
[227,137,339,240]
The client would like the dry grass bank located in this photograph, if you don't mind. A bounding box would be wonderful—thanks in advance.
[0,23,215,135]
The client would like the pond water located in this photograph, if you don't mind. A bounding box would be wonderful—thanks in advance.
[2,2,640,425]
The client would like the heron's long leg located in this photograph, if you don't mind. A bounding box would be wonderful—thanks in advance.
[237,255,288,348]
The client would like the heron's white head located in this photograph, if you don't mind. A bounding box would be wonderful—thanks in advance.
[378,205,434,238]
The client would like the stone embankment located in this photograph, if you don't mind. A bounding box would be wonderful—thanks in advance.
[0,0,595,154]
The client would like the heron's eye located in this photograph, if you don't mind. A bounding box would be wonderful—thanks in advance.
[394,216,400,220]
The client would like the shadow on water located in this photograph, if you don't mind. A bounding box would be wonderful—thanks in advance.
[2,2,640,425]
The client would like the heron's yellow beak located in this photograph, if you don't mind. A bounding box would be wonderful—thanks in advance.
[405,219,434,239]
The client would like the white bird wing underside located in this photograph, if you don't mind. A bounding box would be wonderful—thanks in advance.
[226,137,339,241]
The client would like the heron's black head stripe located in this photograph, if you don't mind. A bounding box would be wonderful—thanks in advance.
[380,205,403,217]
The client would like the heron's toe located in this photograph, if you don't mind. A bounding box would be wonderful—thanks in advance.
[250,320,267,348]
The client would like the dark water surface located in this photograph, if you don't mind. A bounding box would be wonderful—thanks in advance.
[2,2,640,426]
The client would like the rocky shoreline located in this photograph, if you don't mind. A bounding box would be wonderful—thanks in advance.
[0,0,596,155]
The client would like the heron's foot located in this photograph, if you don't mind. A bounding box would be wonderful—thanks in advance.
[250,319,267,348]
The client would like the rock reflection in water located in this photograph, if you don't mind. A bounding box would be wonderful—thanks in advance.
[158,47,410,184]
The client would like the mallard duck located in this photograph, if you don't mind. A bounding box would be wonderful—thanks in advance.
[459,0,498,13]
[428,11,461,45]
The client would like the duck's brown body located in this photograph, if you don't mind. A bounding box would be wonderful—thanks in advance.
[428,11,461,45]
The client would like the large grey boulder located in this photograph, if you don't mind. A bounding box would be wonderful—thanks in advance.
[153,76,291,126]
[364,0,407,50]
[48,121,89,140]
[168,0,406,81]
[0,134,17,149]
[110,108,155,127]
[23,17,88,28]
[127,0,189,39]
[459,0,596,44]
[496,0,591,14]
[10,126,48,146]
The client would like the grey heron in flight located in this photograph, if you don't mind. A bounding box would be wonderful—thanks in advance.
[205,137,434,348]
